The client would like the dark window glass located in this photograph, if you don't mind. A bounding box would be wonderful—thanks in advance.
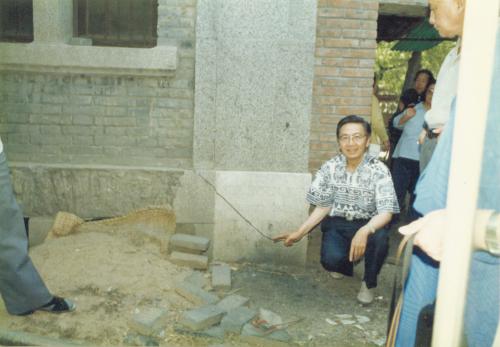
[73,0,158,48]
[0,0,34,43]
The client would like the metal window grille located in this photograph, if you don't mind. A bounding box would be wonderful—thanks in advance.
[0,0,34,43]
[73,0,158,48]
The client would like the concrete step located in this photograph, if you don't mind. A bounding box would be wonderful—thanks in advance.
[170,251,208,270]
[170,234,210,254]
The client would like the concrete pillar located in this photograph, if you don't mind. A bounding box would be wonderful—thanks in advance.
[33,0,73,43]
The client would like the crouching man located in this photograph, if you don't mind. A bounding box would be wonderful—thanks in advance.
[274,115,399,304]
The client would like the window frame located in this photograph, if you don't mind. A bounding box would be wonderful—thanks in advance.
[72,0,158,48]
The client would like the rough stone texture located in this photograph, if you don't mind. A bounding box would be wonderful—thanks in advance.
[310,0,379,171]
[175,282,219,306]
[129,307,169,336]
[27,216,53,247]
[194,0,317,172]
[212,171,310,265]
[179,305,225,331]
[9,164,183,218]
[171,252,209,270]
[170,233,210,252]
[211,263,231,290]
[33,0,72,43]
[220,306,257,333]
[216,295,249,313]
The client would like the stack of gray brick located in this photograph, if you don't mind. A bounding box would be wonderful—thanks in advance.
[169,233,210,270]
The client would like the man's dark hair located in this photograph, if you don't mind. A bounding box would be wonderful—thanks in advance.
[336,115,371,138]
[415,69,436,88]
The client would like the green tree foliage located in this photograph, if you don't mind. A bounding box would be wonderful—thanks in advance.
[375,40,456,115]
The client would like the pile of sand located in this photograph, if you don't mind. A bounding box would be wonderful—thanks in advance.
[4,230,196,345]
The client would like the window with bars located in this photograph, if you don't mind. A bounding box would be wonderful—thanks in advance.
[73,0,158,48]
[0,0,34,43]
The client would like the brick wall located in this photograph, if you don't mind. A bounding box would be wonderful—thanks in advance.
[0,0,196,169]
[309,0,379,171]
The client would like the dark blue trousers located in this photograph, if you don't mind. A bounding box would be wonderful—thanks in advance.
[391,157,420,221]
[320,216,389,289]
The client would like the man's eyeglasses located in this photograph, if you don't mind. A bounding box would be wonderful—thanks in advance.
[338,134,366,144]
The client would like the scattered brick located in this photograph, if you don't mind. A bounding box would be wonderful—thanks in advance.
[175,282,219,306]
[179,305,225,331]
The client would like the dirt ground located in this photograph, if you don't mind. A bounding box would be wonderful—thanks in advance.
[0,225,402,346]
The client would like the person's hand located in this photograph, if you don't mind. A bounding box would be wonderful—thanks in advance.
[381,140,390,152]
[406,107,417,118]
[349,227,370,262]
[398,209,447,261]
[272,230,304,247]
[418,129,427,145]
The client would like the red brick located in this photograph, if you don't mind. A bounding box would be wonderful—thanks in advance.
[318,18,365,30]
[319,134,338,142]
[339,68,374,78]
[342,29,377,40]
[320,58,360,67]
[319,115,344,124]
[323,38,360,48]
[345,9,378,20]
[336,106,371,116]
[314,66,340,76]
[317,8,346,18]
[310,142,334,151]
[315,47,349,58]
[316,28,342,38]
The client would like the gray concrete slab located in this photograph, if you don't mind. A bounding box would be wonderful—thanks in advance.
[175,282,219,306]
[170,251,209,270]
[211,263,231,290]
[220,306,257,334]
[128,307,168,336]
[170,233,210,253]
[216,295,249,313]
[179,305,225,331]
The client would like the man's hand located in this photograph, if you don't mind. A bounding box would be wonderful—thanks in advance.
[349,227,370,262]
[272,231,304,247]
[399,209,447,261]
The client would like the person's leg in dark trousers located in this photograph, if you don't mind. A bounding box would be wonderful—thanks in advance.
[406,160,420,221]
[392,158,420,222]
[391,158,410,214]
[363,228,389,288]
[320,217,355,276]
